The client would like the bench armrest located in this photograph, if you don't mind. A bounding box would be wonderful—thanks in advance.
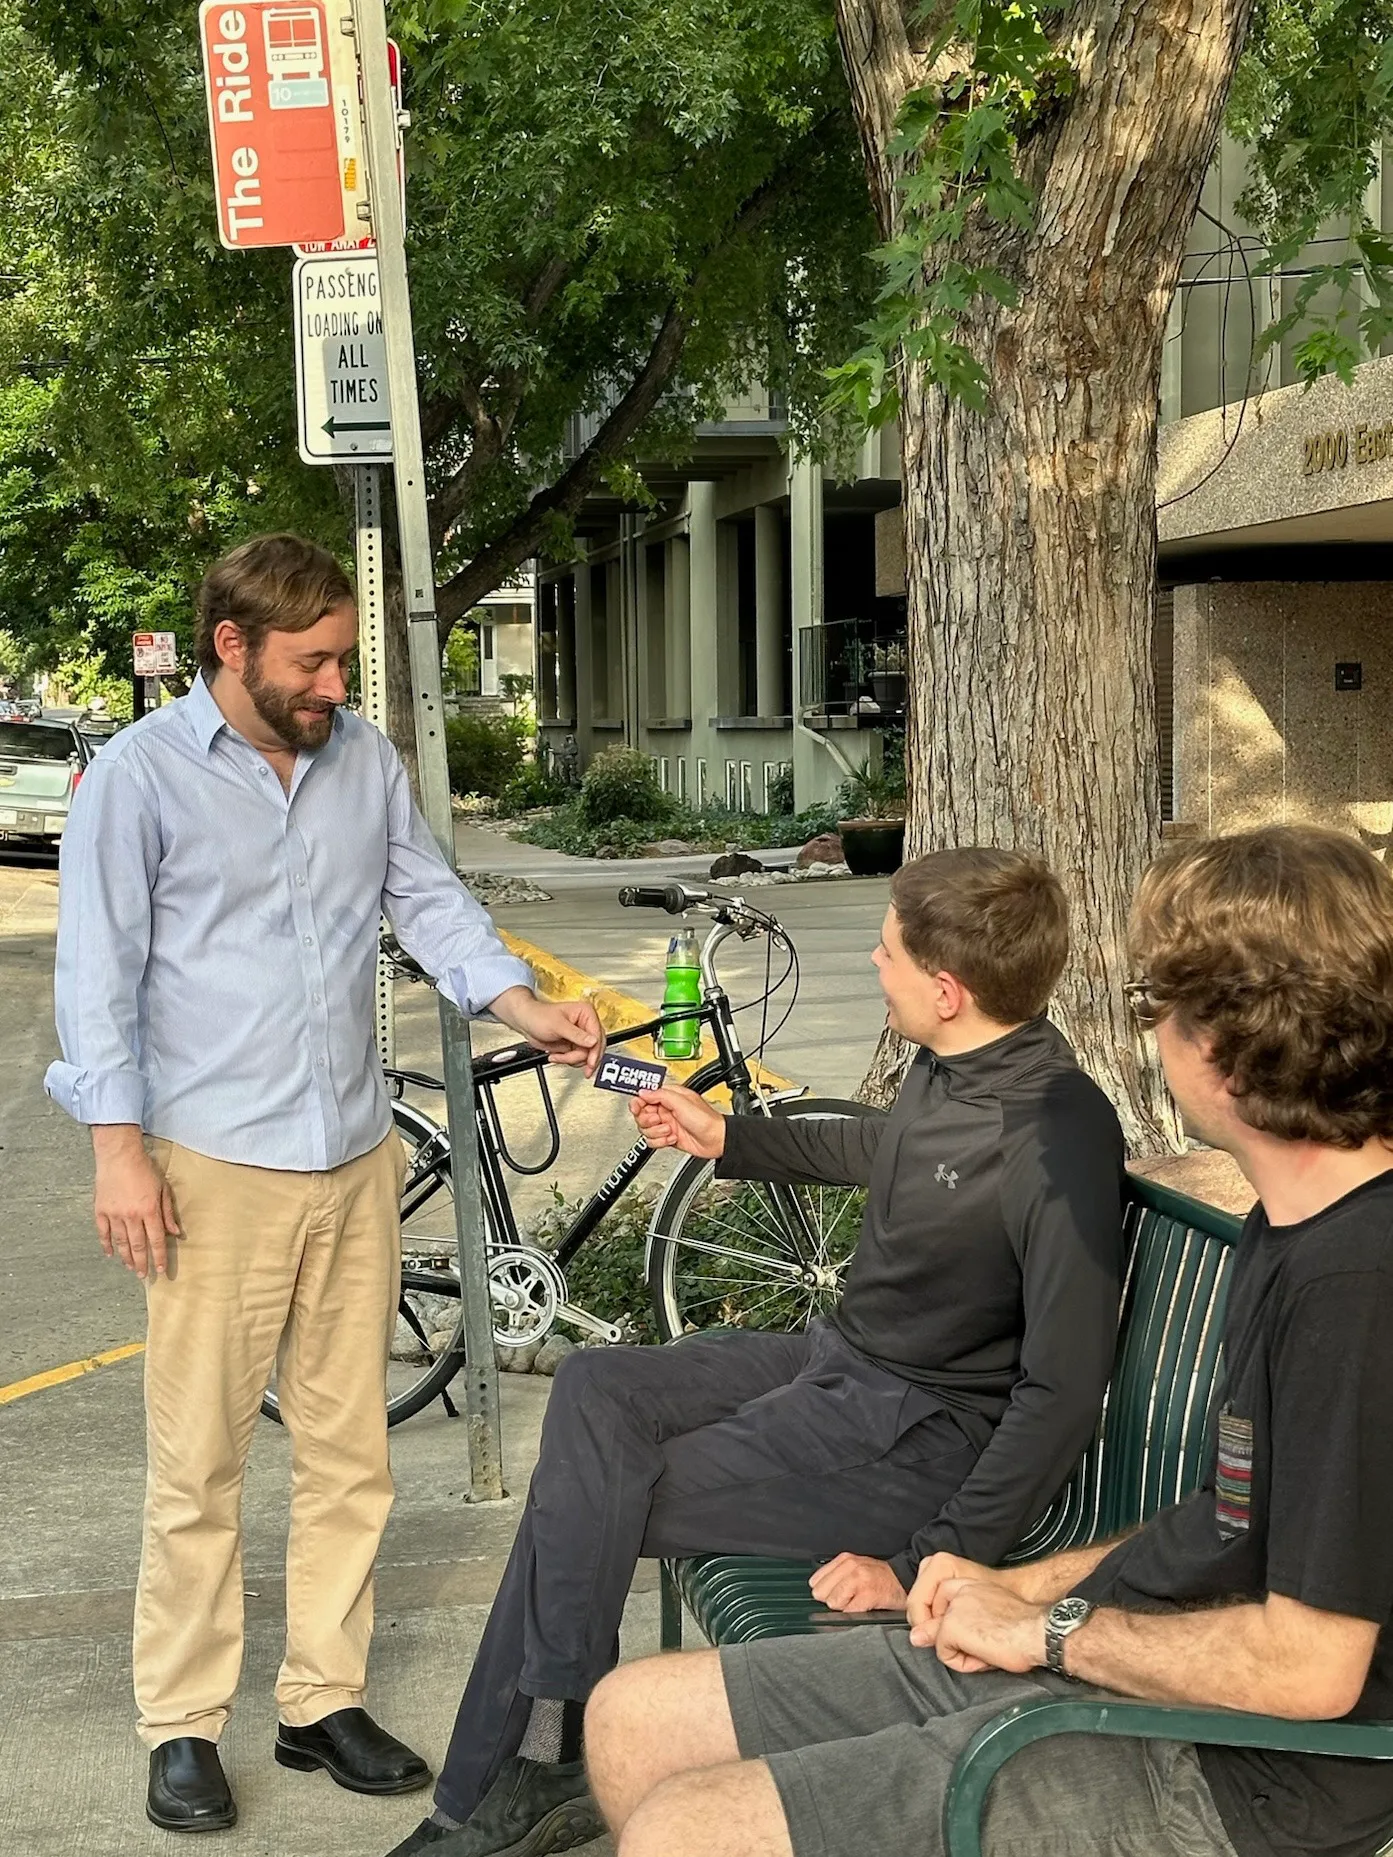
[942,1696,1393,1857]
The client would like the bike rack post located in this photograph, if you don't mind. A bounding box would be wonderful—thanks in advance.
[353,0,504,1500]
[354,463,396,1070]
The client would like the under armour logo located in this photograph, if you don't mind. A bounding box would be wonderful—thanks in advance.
[934,1163,958,1190]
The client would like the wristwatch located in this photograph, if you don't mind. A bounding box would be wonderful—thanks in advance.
[1044,1595,1094,1678]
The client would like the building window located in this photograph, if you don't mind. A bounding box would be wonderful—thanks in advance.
[696,758,708,807]
[1155,589,1175,824]
[739,762,754,813]
[676,757,688,802]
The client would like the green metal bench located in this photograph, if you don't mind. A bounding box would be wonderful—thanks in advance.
[658,1173,1393,1855]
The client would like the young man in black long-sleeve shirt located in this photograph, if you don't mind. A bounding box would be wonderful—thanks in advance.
[387,849,1125,1857]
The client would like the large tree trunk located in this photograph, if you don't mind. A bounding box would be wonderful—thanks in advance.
[839,0,1253,1150]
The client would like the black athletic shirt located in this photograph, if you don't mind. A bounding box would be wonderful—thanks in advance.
[1076,1171,1393,1857]
[718,1019,1125,1576]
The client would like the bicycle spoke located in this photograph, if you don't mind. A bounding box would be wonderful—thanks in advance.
[651,1116,870,1341]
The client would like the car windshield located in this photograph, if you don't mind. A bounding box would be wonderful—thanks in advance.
[0,722,75,762]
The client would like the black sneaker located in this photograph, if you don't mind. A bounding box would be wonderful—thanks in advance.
[403,1758,601,1857]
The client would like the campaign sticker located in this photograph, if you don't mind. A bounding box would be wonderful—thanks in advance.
[593,1055,667,1097]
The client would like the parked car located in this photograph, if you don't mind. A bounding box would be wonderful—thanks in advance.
[0,718,96,846]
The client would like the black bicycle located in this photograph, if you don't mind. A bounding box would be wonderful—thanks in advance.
[262,882,871,1426]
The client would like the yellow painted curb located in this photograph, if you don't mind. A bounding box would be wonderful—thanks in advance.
[498,928,797,1097]
[0,1341,146,1407]
[2,934,793,1409]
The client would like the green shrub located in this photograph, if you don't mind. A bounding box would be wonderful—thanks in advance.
[445,714,528,797]
[578,746,675,826]
[789,800,840,840]
[496,760,569,816]
[835,758,906,821]
[524,1187,658,1343]
[765,764,795,815]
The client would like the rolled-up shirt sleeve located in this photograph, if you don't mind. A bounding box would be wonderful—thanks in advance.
[44,756,159,1126]
[379,745,534,1015]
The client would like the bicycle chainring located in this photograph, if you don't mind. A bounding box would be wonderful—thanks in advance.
[488,1246,566,1348]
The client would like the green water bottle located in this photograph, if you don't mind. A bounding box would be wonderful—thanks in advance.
[659,927,702,1060]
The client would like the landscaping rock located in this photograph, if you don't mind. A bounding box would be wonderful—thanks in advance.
[797,833,843,867]
[709,851,765,878]
[795,860,852,881]
[643,838,694,856]
[457,870,552,905]
[496,1336,545,1374]
[534,1333,578,1376]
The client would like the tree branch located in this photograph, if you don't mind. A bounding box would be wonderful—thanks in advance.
[433,146,820,631]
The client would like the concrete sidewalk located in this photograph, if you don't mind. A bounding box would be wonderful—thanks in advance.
[452,817,802,889]
[0,848,893,1857]
[0,1359,633,1857]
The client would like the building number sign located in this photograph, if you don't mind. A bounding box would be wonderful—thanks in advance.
[1301,421,1393,476]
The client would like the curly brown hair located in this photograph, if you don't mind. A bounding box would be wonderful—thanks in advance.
[194,534,354,677]
[1130,826,1393,1147]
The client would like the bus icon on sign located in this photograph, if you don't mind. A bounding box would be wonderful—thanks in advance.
[264,7,330,110]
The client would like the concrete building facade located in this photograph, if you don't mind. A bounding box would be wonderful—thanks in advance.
[534,142,1393,854]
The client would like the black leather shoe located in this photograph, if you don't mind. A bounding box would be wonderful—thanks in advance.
[408,1758,601,1857]
[146,1737,237,1833]
[384,1819,454,1856]
[275,1707,431,1795]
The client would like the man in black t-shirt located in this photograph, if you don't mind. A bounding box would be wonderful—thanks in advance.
[586,824,1393,1857]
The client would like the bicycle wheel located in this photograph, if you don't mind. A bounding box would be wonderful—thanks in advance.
[645,1097,875,1343]
[260,1099,470,1428]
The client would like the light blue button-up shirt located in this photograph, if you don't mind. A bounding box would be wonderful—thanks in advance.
[45,675,534,1171]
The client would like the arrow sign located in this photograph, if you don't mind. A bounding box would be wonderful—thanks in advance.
[293,252,394,463]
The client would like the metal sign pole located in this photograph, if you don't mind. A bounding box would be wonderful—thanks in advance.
[355,463,395,1068]
[351,0,505,1500]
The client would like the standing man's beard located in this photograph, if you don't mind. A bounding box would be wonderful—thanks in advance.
[244,653,337,751]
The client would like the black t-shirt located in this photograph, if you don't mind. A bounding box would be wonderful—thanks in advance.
[1077,1171,1393,1857]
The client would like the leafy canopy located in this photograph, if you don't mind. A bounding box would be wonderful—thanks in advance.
[828,0,1393,423]
[0,0,875,674]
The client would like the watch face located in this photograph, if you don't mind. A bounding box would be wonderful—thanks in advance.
[1051,1596,1091,1628]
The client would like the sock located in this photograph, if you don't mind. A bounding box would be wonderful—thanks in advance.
[429,1806,465,1831]
[517,1696,585,1766]
[518,1696,567,1764]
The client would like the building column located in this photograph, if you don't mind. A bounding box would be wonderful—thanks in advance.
[557,578,576,724]
[620,515,642,744]
[688,484,719,803]
[666,536,691,721]
[754,504,783,719]
[789,456,833,806]
[573,556,595,765]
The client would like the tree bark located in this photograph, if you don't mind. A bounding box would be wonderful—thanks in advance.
[837,0,1253,1150]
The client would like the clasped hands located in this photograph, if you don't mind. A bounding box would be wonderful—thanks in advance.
[812,1551,1049,1676]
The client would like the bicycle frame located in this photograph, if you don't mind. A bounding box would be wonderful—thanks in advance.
[386,894,824,1339]
[469,991,759,1273]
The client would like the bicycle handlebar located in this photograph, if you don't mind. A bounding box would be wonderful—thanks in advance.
[617,883,705,913]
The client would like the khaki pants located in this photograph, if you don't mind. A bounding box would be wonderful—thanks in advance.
[134,1133,405,1748]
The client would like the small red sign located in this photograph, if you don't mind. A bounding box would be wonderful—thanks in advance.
[199,2,346,249]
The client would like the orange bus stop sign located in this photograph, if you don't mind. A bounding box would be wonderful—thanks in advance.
[199,2,347,249]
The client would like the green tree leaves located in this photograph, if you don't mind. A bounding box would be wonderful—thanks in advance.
[831,0,1393,417]
[0,0,876,674]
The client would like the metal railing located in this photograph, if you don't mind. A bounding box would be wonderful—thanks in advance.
[798,617,907,722]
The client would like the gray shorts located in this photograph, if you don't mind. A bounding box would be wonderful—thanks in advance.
[720,1626,1238,1857]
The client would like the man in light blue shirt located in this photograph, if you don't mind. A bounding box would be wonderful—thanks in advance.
[47,533,602,1836]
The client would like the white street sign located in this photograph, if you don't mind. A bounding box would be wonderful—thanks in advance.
[132,631,178,675]
[293,252,393,463]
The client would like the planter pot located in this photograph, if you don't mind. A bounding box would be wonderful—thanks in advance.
[868,673,906,711]
[836,817,905,876]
